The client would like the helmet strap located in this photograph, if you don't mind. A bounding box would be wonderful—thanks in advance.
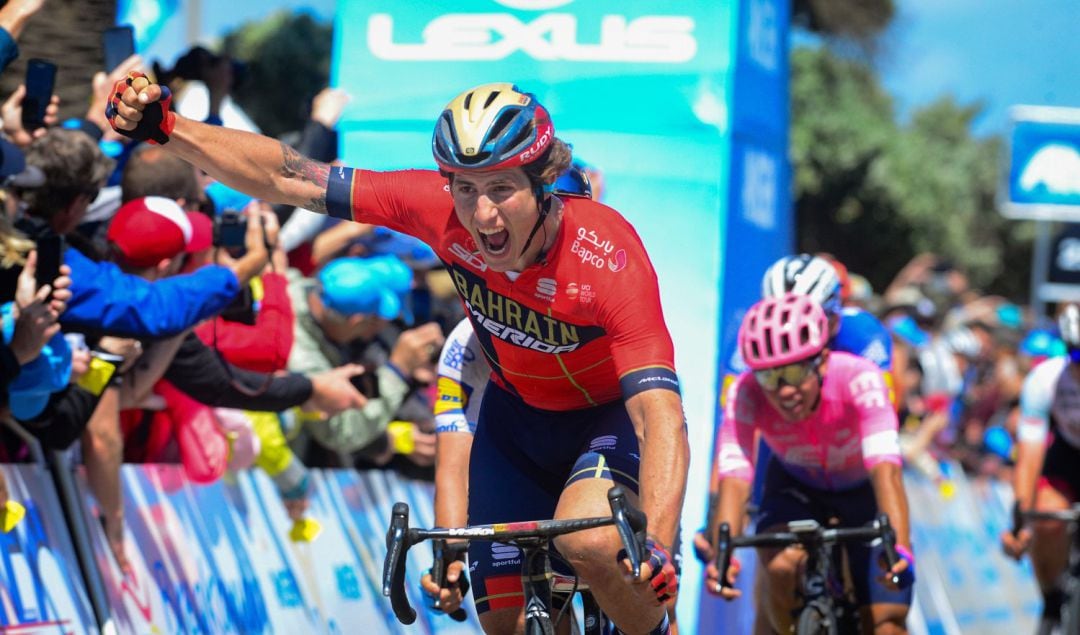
[518,183,554,261]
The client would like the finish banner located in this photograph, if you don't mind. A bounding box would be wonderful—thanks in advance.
[332,1,790,630]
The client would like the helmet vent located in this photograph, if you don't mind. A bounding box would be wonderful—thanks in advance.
[489,110,518,141]
[484,91,501,109]
[463,92,473,110]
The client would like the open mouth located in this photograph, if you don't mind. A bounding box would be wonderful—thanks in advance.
[479,228,510,257]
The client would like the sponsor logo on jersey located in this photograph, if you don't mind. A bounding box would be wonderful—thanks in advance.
[535,277,557,301]
[491,543,521,567]
[367,9,697,64]
[564,282,596,304]
[451,267,604,354]
[608,249,628,273]
[450,242,488,272]
[849,371,888,410]
[442,338,475,371]
[565,282,579,299]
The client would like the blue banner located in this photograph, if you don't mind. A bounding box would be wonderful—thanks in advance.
[0,465,98,633]
[331,2,791,632]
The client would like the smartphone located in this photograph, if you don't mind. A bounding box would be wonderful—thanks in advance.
[213,209,248,250]
[34,234,65,291]
[350,365,381,399]
[21,58,56,132]
[103,25,136,73]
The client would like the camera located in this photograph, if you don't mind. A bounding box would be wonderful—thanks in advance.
[213,209,248,253]
[350,364,381,399]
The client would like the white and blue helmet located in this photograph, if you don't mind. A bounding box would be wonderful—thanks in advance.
[761,254,843,318]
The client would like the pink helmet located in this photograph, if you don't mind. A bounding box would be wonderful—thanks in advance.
[739,293,829,370]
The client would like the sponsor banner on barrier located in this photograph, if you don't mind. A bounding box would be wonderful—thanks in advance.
[904,467,1039,634]
[77,465,407,634]
[0,464,98,634]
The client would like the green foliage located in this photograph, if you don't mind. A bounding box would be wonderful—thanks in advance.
[791,47,1032,297]
[222,11,333,138]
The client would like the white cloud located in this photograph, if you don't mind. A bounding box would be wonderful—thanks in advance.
[1020,143,1080,195]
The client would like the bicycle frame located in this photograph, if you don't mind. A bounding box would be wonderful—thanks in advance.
[383,486,647,633]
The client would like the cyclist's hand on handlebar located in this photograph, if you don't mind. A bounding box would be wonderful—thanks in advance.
[692,528,713,564]
[1001,527,1032,560]
[878,545,916,590]
[420,560,468,614]
[704,554,742,600]
[619,537,678,606]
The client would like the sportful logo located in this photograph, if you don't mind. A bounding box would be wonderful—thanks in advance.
[366,1,697,63]
[536,277,557,301]
[491,543,521,564]
[589,435,618,451]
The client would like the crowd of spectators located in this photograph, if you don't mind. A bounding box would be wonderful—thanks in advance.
[840,252,1051,492]
[0,0,1057,584]
[0,1,454,573]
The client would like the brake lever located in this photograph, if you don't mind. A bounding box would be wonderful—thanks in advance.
[431,539,468,622]
[876,514,901,587]
[608,486,648,578]
[715,522,733,591]
[383,502,417,624]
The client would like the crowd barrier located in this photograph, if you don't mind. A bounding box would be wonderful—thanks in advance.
[0,461,1051,634]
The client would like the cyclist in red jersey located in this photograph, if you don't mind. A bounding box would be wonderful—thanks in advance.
[108,77,688,635]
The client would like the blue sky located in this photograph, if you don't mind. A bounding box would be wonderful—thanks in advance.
[878,0,1080,136]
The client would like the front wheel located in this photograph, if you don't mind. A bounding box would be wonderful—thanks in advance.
[796,600,839,635]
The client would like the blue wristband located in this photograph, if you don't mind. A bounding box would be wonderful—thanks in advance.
[1,302,15,345]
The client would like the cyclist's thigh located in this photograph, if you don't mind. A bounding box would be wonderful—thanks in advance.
[755,458,819,532]
[831,481,913,608]
[563,398,641,495]
[755,461,820,585]
[1038,431,1080,508]
[468,388,562,617]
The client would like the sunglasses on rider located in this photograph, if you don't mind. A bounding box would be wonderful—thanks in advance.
[753,355,822,391]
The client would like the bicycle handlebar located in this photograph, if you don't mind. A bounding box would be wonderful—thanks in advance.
[715,514,900,591]
[609,486,648,578]
[383,502,415,625]
[382,486,648,625]
[1018,504,1080,525]
[430,539,468,622]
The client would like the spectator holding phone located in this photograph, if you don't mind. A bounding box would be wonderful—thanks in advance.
[10,128,253,339]
[287,254,442,466]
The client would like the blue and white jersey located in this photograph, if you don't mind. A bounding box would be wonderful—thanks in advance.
[434,318,490,435]
[833,307,893,371]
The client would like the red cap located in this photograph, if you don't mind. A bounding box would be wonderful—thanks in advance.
[107,196,207,268]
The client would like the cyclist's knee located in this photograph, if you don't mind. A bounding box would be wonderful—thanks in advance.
[872,617,907,635]
[478,607,524,635]
[554,527,619,578]
[762,547,800,591]
[870,604,908,635]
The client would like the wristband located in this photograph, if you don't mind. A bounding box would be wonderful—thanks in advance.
[76,356,118,397]
[894,545,916,588]
[388,420,416,455]
[1,302,15,345]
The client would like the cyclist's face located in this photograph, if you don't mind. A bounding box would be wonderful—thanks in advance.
[759,352,826,421]
[452,168,540,272]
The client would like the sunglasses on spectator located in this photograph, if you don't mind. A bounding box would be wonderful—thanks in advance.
[753,355,822,391]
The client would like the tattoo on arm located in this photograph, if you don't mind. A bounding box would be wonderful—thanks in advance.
[279,142,330,213]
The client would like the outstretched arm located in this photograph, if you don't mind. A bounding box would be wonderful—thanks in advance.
[109,74,332,213]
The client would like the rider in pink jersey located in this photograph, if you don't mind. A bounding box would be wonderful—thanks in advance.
[702,293,914,635]
[717,348,901,491]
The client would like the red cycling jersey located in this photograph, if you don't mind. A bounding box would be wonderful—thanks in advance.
[325,167,679,411]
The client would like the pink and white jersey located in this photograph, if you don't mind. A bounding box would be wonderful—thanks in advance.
[717,351,901,491]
